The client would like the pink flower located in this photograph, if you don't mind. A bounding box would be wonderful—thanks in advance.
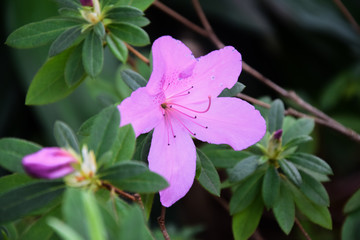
[80,0,93,7]
[118,36,266,207]
[22,147,78,179]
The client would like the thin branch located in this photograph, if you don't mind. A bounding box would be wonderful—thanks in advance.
[295,217,312,240]
[332,0,360,34]
[157,206,171,240]
[152,0,360,143]
[125,42,150,65]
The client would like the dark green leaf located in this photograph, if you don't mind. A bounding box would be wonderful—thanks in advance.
[344,188,360,214]
[283,118,315,144]
[54,0,81,9]
[228,156,259,183]
[59,8,83,19]
[48,218,84,240]
[25,49,84,105]
[342,210,360,240]
[273,180,295,235]
[232,196,263,240]
[94,22,106,39]
[124,16,150,27]
[54,121,80,153]
[299,172,329,206]
[196,149,221,196]
[110,124,136,163]
[110,0,155,11]
[0,138,41,173]
[78,114,98,137]
[83,30,104,77]
[279,159,302,186]
[287,153,333,175]
[100,161,168,193]
[202,149,251,168]
[0,181,65,224]
[230,172,263,215]
[65,43,86,87]
[288,180,332,229]
[282,135,312,150]
[6,19,78,49]
[120,69,147,91]
[89,105,120,159]
[106,6,143,21]
[49,26,83,57]
[119,205,153,240]
[218,82,246,97]
[262,165,280,209]
[106,33,128,63]
[268,99,284,133]
[140,193,154,221]
[0,174,35,195]
[108,23,150,46]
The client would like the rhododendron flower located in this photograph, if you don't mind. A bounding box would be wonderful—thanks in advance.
[118,36,266,207]
[22,147,78,179]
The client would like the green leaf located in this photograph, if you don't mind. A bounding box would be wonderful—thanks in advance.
[81,191,106,240]
[228,156,259,183]
[288,180,332,229]
[47,218,84,240]
[65,43,86,87]
[232,196,263,240]
[0,138,41,173]
[6,19,78,49]
[268,99,285,133]
[119,205,153,240]
[94,22,106,39]
[54,0,82,9]
[54,121,80,153]
[342,210,360,240]
[286,152,332,175]
[282,135,312,150]
[25,48,84,105]
[0,174,35,195]
[110,124,136,163]
[140,193,154,221]
[262,165,280,209]
[279,159,302,186]
[106,6,143,21]
[344,188,360,214]
[120,69,147,91]
[230,172,263,215]
[111,0,155,11]
[106,33,128,63]
[108,23,150,46]
[0,181,65,224]
[283,118,315,144]
[196,149,221,196]
[202,149,251,168]
[273,180,295,235]
[89,105,120,159]
[121,16,150,27]
[100,161,168,193]
[78,114,98,137]
[299,172,329,206]
[218,82,246,97]
[19,206,61,240]
[49,26,83,57]
[83,31,104,77]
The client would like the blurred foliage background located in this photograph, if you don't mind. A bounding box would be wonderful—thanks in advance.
[1,0,360,239]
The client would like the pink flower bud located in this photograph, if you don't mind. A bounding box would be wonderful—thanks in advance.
[22,147,78,179]
[273,129,283,140]
[80,0,93,7]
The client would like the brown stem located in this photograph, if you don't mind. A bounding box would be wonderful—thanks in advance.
[125,42,150,65]
[152,0,360,143]
[157,206,171,240]
[101,181,144,209]
[295,217,312,240]
[332,0,360,34]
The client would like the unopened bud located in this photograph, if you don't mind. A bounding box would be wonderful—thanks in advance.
[80,0,93,7]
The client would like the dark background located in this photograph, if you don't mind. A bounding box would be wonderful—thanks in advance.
[2,0,360,239]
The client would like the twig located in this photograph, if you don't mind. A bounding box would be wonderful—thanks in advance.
[101,181,144,209]
[125,42,150,65]
[157,206,171,240]
[151,0,360,143]
[332,0,360,34]
[295,217,312,240]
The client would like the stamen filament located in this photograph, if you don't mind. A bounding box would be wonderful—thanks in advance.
[170,112,197,136]
[170,96,211,113]
[166,86,194,100]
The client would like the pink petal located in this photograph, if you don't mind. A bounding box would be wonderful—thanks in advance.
[178,97,266,151]
[148,118,196,207]
[118,87,164,137]
[146,36,196,94]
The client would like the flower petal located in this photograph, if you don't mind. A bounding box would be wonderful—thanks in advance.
[148,118,196,207]
[178,97,266,151]
[118,87,164,137]
[146,36,196,94]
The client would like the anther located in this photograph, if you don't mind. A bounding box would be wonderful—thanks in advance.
[174,135,176,138]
